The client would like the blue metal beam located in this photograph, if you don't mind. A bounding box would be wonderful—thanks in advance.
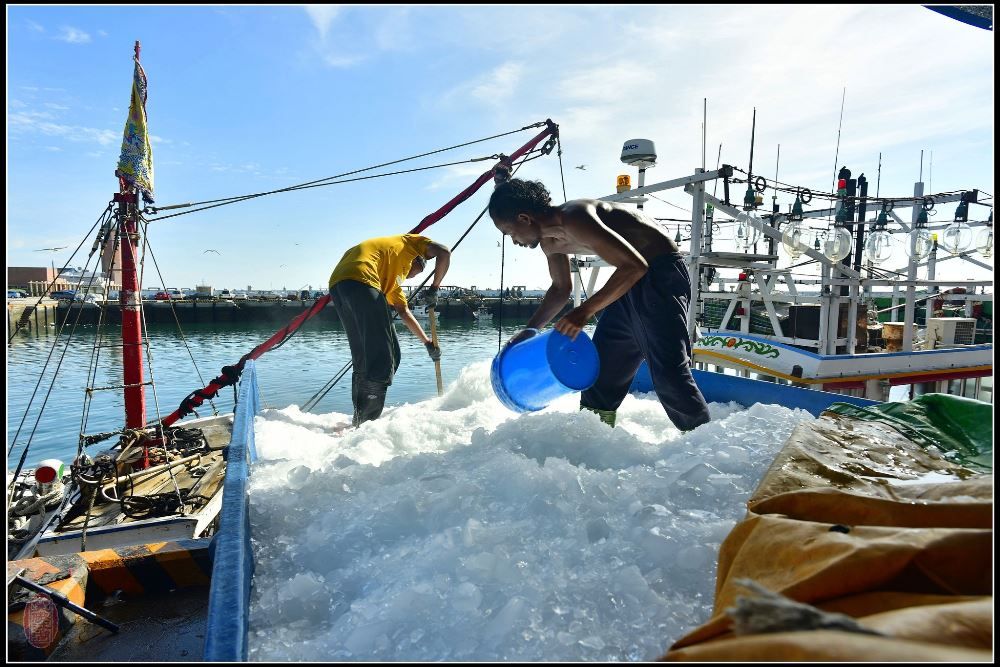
[204,360,260,662]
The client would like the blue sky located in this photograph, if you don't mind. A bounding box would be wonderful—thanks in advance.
[7,5,994,293]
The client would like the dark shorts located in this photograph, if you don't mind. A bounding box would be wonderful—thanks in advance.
[330,280,400,385]
[580,253,711,431]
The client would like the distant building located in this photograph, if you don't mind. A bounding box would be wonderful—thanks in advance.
[7,266,120,297]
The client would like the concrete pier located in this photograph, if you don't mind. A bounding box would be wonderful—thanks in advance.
[6,298,59,336]
[40,297,571,327]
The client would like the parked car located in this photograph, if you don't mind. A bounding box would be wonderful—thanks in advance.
[75,292,105,303]
[217,289,234,300]
[154,291,173,301]
[50,290,77,301]
[232,292,248,301]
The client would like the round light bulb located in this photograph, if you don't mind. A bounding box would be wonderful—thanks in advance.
[864,229,894,264]
[736,213,761,250]
[904,228,934,260]
[939,221,973,255]
[781,222,806,259]
[975,226,993,259]
[823,226,853,261]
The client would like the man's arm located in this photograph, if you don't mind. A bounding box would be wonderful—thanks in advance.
[393,302,431,344]
[424,241,451,288]
[554,203,648,339]
[525,252,572,330]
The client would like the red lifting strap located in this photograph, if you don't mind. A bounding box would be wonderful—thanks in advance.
[159,122,557,427]
[409,123,554,234]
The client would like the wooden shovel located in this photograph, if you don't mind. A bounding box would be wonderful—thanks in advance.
[429,307,443,396]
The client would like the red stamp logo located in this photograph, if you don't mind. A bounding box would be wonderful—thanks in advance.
[24,596,59,649]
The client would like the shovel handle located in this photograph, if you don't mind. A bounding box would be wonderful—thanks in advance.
[429,307,443,396]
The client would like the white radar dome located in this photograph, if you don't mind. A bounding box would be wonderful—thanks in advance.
[621,139,657,168]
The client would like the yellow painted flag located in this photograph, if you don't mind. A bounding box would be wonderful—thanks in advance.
[115,58,154,203]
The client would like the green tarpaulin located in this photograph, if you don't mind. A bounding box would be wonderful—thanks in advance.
[826,393,993,472]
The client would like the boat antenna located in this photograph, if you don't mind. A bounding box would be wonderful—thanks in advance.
[919,149,924,183]
[830,87,846,194]
[876,152,882,198]
[774,144,780,187]
[929,150,933,194]
[702,98,707,171]
[773,143,780,212]
[748,107,756,180]
[712,143,722,197]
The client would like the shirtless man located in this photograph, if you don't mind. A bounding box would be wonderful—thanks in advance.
[488,177,710,432]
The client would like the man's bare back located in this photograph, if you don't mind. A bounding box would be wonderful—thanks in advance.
[539,199,679,261]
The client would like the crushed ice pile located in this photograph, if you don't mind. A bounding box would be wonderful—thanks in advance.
[247,360,813,661]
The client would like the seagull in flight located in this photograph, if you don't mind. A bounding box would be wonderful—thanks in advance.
[204,249,221,255]
[34,246,67,252]
[575,165,587,170]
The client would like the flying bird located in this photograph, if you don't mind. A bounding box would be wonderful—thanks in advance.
[575,165,587,170]
[34,246,67,252]
[279,264,288,268]
[204,249,221,255]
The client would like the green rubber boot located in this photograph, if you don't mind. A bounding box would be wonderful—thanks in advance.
[581,404,617,428]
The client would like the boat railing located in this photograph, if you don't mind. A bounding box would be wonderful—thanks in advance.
[204,359,260,662]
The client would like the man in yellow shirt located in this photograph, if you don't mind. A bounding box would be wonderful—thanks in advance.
[329,234,451,426]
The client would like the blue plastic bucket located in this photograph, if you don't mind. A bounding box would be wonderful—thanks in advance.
[491,329,600,412]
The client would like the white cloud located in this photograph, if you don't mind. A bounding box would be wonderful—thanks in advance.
[471,62,524,103]
[304,5,342,40]
[372,8,413,51]
[26,19,44,33]
[323,53,365,69]
[305,6,422,69]
[9,111,118,145]
[56,26,91,44]
[426,163,492,190]
[441,61,526,110]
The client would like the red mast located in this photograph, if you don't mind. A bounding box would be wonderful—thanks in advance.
[117,39,146,429]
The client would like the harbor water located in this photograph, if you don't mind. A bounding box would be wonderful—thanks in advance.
[6,317,589,469]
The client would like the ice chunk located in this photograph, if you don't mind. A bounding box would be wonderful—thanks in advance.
[285,464,311,489]
[586,518,611,543]
[579,635,606,650]
[451,582,483,612]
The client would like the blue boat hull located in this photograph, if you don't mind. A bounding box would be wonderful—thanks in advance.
[629,361,878,416]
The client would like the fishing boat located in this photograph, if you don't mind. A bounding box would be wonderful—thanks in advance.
[409,304,433,319]
[6,43,257,661]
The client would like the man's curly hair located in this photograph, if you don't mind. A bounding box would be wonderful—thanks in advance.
[488,178,553,223]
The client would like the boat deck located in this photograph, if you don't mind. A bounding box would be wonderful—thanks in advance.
[46,586,208,662]
[56,420,232,534]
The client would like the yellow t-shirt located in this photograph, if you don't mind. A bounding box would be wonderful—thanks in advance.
[328,234,431,307]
